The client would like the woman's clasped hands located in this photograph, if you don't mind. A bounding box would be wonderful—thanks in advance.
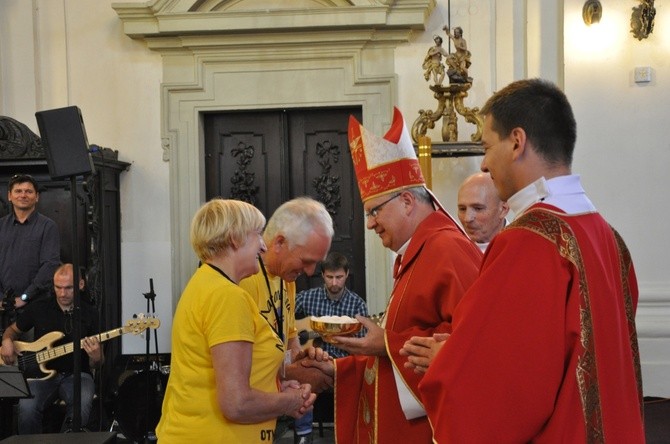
[280,380,315,418]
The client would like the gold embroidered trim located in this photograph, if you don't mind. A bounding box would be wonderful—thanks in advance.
[358,244,416,443]
[362,390,371,425]
[611,228,644,418]
[364,357,378,385]
[374,359,379,444]
[512,209,604,443]
[358,357,378,443]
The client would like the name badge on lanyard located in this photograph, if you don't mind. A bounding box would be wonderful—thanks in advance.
[282,350,291,378]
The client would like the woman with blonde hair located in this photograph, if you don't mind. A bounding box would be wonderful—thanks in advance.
[157,198,316,443]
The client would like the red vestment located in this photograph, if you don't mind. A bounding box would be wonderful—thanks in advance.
[420,205,645,443]
[334,211,482,443]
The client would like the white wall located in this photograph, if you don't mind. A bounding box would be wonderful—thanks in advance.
[1,0,668,394]
[0,0,172,355]
[394,0,670,395]
[563,0,670,396]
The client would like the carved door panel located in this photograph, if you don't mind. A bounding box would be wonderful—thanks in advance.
[204,107,366,300]
[205,110,284,211]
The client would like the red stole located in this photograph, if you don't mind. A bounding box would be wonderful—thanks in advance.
[419,206,644,443]
[334,212,482,443]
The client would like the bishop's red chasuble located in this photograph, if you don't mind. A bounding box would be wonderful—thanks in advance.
[334,211,482,443]
[420,205,645,443]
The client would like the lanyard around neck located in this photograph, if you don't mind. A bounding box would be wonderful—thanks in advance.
[258,257,284,343]
[207,263,235,284]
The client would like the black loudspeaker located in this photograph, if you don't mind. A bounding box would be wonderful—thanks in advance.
[35,106,95,180]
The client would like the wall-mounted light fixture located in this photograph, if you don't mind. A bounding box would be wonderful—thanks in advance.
[631,0,656,40]
[582,0,602,26]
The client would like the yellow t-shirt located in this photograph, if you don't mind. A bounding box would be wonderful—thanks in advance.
[156,264,284,443]
[239,268,297,345]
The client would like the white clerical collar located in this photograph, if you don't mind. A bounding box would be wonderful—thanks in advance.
[396,239,410,256]
[509,175,596,220]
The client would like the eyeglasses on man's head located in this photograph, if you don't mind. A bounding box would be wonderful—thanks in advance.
[8,174,39,192]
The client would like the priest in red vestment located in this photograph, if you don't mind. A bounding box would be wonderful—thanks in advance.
[306,108,482,443]
[408,79,645,443]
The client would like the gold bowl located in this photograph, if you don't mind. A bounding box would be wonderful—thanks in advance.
[310,316,362,344]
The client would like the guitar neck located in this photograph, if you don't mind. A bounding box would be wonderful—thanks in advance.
[35,326,128,364]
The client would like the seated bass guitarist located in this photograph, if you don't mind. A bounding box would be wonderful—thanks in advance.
[0,263,103,434]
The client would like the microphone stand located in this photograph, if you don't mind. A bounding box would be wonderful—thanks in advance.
[142,279,159,443]
[143,279,159,369]
[70,175,84,433]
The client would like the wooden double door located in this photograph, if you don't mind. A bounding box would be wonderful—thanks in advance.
[204,107,366,300]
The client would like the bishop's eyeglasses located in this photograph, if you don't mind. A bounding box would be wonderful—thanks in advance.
[365,193,401,219]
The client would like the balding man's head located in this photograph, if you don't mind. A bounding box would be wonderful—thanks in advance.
[457,173,509,245]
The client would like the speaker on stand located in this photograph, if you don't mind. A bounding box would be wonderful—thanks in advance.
[35,106,95,181]
[35,105,95,434]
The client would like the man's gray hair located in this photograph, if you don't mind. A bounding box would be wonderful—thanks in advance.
[264,197,334,248]
[407,186,432,204]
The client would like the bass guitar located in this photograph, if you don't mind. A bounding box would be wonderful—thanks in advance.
[1,315,160,380]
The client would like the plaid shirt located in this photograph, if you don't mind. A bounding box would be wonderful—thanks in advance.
[295,286,368,358]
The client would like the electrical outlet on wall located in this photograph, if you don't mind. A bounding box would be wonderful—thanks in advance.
[634,66,652,83]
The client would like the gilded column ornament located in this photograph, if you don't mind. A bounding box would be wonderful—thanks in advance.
[631,0,656,40]
[412,26,482,144]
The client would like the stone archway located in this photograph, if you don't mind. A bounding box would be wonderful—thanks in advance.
[114,0,435,313]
